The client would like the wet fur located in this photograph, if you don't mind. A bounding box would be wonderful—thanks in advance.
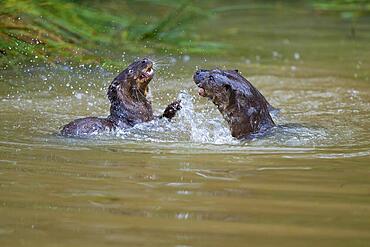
[194,69,275,139]
[61,58,181,137]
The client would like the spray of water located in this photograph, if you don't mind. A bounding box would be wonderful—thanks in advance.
[111,91,234,144]
[176,91,235,144]
[3,66,353,149]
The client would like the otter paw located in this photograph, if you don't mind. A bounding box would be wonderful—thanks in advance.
[162,100,182,120]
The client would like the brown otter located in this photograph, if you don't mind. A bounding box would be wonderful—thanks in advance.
[60,58,181,137]
[193,69,275,139]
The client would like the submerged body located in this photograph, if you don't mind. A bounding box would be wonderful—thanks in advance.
[194,69,275,139]
[61,58,181,137]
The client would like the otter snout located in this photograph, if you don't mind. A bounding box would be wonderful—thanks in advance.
[194,69,209,97]
[193,69,209,85]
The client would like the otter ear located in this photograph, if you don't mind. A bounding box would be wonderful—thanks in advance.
[228,69,239,74]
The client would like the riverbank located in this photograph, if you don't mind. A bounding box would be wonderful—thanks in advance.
[0,0,224,71]
[1,0,369,75]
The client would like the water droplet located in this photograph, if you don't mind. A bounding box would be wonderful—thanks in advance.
[294,52,300,60]
[75,93,83,100]
[182,55,190,62]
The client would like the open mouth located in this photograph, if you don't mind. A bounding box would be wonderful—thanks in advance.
[140,66,154,81]
[145,67,154,77]
[198,87,206,97]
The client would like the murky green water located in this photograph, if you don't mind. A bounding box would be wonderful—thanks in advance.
[1,2,370,247]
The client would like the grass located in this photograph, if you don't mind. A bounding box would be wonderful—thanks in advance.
[0,0,224,71]
[2,0,368,72]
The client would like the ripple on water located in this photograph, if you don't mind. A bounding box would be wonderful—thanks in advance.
[0,68,369,159]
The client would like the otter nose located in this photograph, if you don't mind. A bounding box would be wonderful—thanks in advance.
[140,58,153,67]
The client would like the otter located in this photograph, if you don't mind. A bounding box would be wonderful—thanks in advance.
[60,58,181,137]
[193,69,275,139]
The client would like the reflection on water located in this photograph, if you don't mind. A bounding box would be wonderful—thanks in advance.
[1,2,370,247]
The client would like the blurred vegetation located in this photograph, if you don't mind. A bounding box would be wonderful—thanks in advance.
[0,0,223,71]
[1,0,369,71]
[312,0,370,13]
[312,0,370,37]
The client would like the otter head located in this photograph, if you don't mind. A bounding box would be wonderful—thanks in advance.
[108,58,154,103]
[194,69,275,139]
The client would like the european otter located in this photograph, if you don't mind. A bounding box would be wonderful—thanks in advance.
[193,69,275,139]
[61,58,181,137]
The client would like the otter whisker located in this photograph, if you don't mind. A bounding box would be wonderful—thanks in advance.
[152,62,170,70]
[152,56,172,69]
[152,56,171,63]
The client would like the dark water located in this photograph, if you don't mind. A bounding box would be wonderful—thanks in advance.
[1,2,370,247]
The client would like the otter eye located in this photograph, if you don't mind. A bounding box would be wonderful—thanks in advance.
[128,69,133,74]
[141,60,146,64]
[224,84,232,91]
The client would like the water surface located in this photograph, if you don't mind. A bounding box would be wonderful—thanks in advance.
[1,2,370,247]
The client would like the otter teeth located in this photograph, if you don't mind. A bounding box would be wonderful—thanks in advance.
[146,68,153,76]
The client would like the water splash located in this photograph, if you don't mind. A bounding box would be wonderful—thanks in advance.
[112,91,235,144]
[1,66,368,151]
[177,91,235,144]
